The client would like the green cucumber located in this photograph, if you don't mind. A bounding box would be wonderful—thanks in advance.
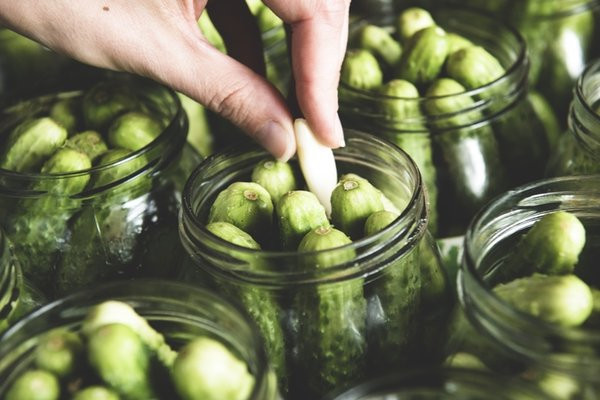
[5,369,60,400]
[72,386,120,400]
[363,210,398,237]
[340,49,383,91]
[355,24,402,68]
[396,26,448,86]
[446,46,505,90]
[65,130,109,161]
[251,157,297,204]
[49,97,79,134]
[34,329,83,379]
[276,190,329,250]
[82,81,139,130]
[107,111,163,151]
[395,7,435,44]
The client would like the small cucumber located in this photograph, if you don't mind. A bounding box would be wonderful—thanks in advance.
[251,157,297,204]
[208,182,273,243]
[396,26,449,86]
[39,148,92,195]
[65,130,109,161]
[206,221,261,250]
[446,32,473,54]
[82,81,139,130]
[34,329,83,379]
[72,386,120,400]
[276,190,329,250]
[493,273,593,327]
[378,79,424,131]
[107,111,163,151]
[395,7,435,44]
[5,369,60,400]
[331,173,385,240]
[341,49,383,90]
[0,117,67,172]
[355,24,402,68]
[446,46,505,89]
[363,210,399,237]
[49,97,79,134]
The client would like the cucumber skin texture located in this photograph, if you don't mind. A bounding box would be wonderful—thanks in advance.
[0,117,67,172]
[87,323,155,400]
[397,26,449,86]
[72,387,120,400]
[5,369,61,400]
[34,329,83,379]
[107,111,163,151]
[208,182,274,244]
[340,49,383,91]
[276,190,329,250]
[65,130,109,161]
[445,46,505,90]
[82,81,139,130]
[251,158,298,204]
[492,211,586,285]
[494,274,593,327]
[395,7,435,44]
[363,210,398,237]
[294,227,366,396]
[355,24,402,68]
[330,174,385,240]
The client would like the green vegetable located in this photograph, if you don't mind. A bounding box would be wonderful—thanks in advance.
[205,221,287,393]
[49,97,79,134]
[72,386,120,400]
[331,173,385,240]
[425,78,508,232]
[493,274,593,327]
[256,5,283,35]
[34,329,83,378]
[82,81,139,130]
[395,7,435,44]
[583,287,600,328]
[208,181,273,243]
[107,111,163,151]
[54,149,150,295]
[492,211,586,285]
[355,24,402,68]
[65,130,109,161]
[171,337,255,400]
[363,210,398,237]
[446,32,473,54]
[340,49,383,90]
[396,26,449,86]
[377,79,423,129]
[251,157,297,204]
[295,226,366,395]
[276,190,329,250]
[81,301,176,368]
[87,323,155,400]
[446,46,505,89]
[0,117,67,172]
[5,369,60,400]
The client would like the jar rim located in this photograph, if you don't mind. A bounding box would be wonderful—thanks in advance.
[180,129,429,285]
[0,83,187,181]
[341,6,528,103]
[461,175,600,358]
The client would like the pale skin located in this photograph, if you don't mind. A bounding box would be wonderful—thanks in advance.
[0,0,350,161]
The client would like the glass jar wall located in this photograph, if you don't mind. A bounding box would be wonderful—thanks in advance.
[459,175,600,398]
[0,280,279,400]
[0,75,202,299]
[547,59,600,176]
[179,129,453,399]
[339,7,555,240]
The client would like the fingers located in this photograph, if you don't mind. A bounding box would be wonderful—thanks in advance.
[264,0,350,148]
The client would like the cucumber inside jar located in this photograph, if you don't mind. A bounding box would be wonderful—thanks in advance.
[0,75,201,298]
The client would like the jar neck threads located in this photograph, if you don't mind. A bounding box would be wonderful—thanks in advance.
[0,231,21,331]
[569,59,600,160]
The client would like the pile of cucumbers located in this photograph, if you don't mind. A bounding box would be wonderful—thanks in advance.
[3,300,255,400]
[0,77,188,298]
[199,155,450,398]
[339,7,559,236]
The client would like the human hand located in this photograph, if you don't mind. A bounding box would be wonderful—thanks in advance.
[0,0,349,161]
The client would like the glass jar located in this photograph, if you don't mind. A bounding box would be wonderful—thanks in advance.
[179,129,453,399]
[459,175,600,397]
[424,0,600,123]
[0,279,279,400]
[325,367,549,399]
[0,76,202,299]
[0,227,45,334]
[340,7,556,272]
[547,59,600,176]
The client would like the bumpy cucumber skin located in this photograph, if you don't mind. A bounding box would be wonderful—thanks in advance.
[5,369,60,400]
[251,157,298,204]
[276,190,329,250]
[8,148,92,291]
[294,226,366,396]
[72,386,120,400]
[49,97,79,134]
[446,46,505,90]
[82,81,139,130]
[65,130,109,161]
[446,32,473,54]
[87,323,155,400]
[340,49,383,90]
[356,24,402,68]
[492,211,586,285]
[425,78,509,234]
[205,221,288,393]
[0,117,67,172]
[208,181,273,243]
[494,274,593,327]
[34,329,83,379]
[397,26,449,86]
[363,210,398,237]
[395,7,435,44]
[107,111,163,151]
[331,174,385,240]
[171,337,255,400]
[377,79,424,130]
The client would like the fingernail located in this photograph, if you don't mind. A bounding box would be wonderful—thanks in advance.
[256,120,295,162]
